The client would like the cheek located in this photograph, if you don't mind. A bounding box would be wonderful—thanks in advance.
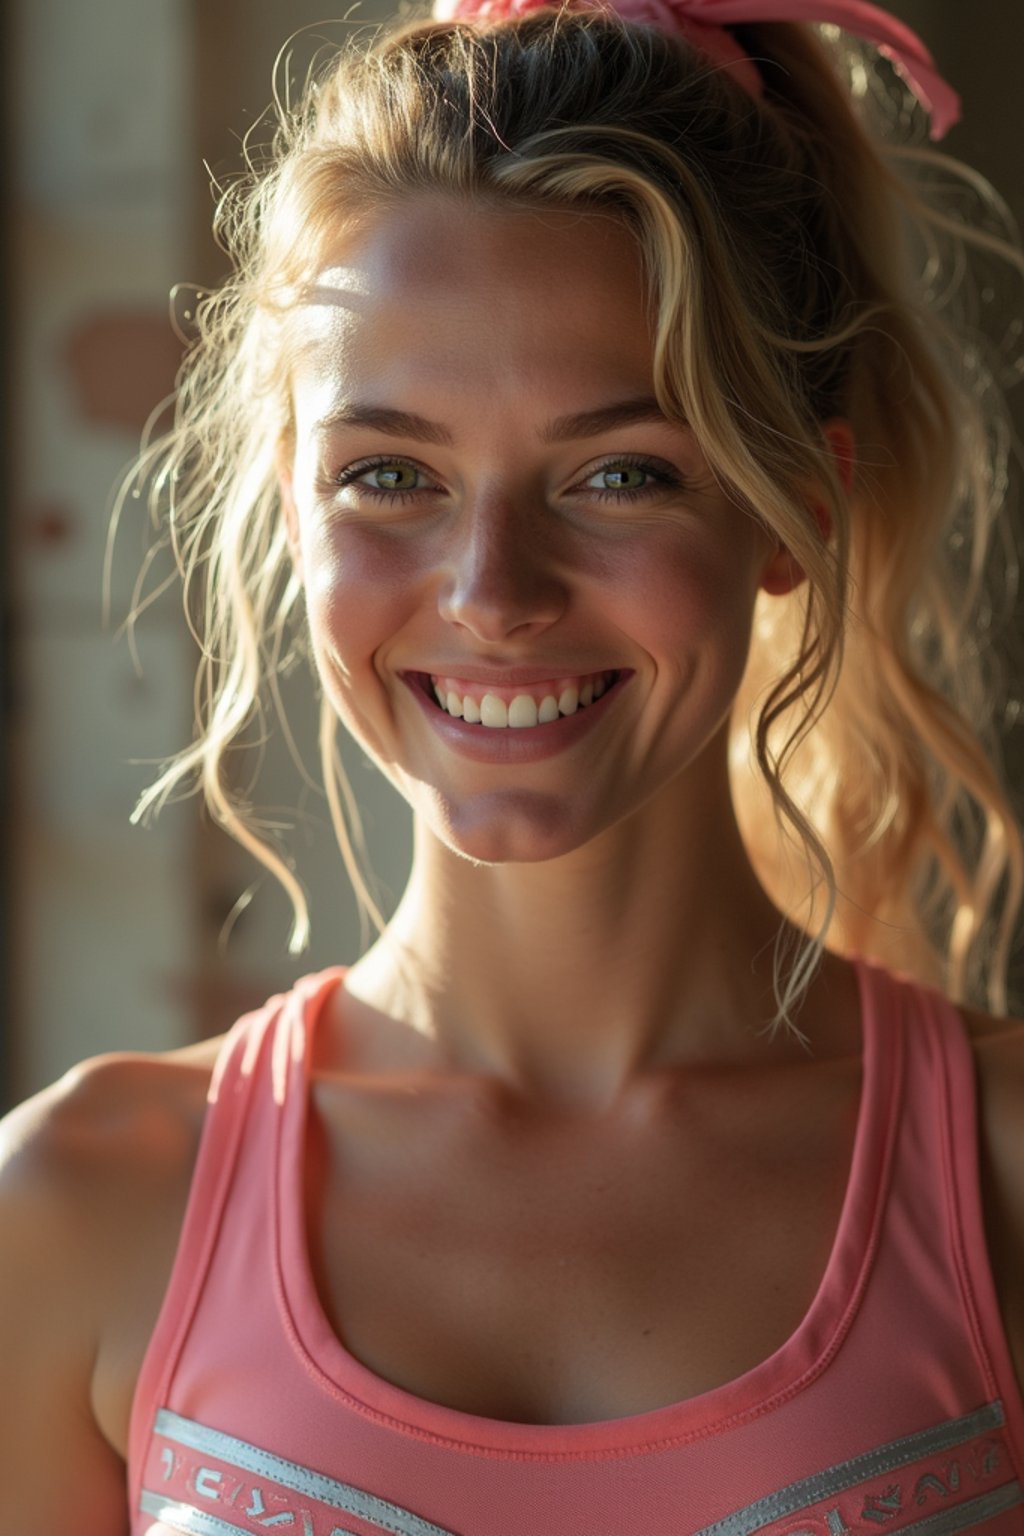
[614,537,761,773]
[301,528,423,767]
[304,525,422,676]
[605,533,757,669]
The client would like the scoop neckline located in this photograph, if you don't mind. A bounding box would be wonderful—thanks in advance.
[274,955,899,1458]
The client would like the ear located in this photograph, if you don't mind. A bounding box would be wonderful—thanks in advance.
[822,417,856,496]
[276,441,304,583]
[759,417,855,597]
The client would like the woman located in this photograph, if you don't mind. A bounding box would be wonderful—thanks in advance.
[3,1,1024,1531]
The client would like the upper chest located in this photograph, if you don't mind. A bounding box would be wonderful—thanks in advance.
[294,999,1024,1426]
[301,1053,863,1423]
[97,999,1024,1448]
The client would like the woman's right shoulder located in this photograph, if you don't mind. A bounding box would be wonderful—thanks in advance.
[0,1038,227,1535]
[0,1036,225,1209]
[0,1036,231,1326]
[0,1038,229,1335]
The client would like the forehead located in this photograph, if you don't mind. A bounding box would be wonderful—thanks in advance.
[328,195,646,293]
[288,196,657,409]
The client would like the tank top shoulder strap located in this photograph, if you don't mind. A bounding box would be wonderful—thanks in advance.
[127,983,298,1492]
[874,960,1024,1465]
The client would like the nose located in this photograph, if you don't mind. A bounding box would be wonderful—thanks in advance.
[437,494,567,642]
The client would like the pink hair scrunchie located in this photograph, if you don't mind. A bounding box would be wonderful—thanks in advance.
[429,0,961,140]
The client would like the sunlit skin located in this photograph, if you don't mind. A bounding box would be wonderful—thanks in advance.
[8,96,1024,1536]
[279,195,858,1105]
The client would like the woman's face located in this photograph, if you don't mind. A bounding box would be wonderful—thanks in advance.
[282,196,793,865]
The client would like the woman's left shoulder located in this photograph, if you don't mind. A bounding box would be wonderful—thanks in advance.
[957,1003,1024,1232]
[958,1001,1024,1128]
[957,1001,1019,1290]
[959,1002,1024,1076]
[957,1004,1024,1383]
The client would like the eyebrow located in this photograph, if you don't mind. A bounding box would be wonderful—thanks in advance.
[313,395,687,445]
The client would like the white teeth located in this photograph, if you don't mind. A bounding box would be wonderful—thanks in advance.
[480,694,509,728]
[429,673,617,727]
[508,695,539,728]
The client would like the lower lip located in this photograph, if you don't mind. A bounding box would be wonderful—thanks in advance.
[401,672,632,764]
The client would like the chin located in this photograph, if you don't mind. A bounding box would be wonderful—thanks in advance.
[425,787,597,865]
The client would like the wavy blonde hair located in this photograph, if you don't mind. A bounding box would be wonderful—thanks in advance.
[111,5,1024,1037]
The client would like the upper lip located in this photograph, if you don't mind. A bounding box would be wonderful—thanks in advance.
[403,666,625,687]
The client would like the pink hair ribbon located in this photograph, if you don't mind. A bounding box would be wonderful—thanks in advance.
[429,0,961,140]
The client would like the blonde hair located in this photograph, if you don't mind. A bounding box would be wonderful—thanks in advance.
[111,5,1024,1037]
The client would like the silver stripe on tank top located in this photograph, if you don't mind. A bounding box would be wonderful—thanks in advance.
[140,1481,1024,1536]
[139,1493,257,1536]
[145,1402,1021,1536]
[694,1401,1014,1536]
[895,1482,1024,1533]
[151,1408,458,1536]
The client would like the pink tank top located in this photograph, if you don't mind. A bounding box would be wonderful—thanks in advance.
[128,955,1024,1534]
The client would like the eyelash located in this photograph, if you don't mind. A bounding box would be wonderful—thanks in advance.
[332,453,688,507]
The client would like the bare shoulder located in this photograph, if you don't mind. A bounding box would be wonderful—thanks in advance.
[1,1036,223,1208]
[959,1001,1024,1046]
[957,1002,1024,1171]
[958,1001,1024,1111]
[956,1004,1024,1378]
[0,1038,223,1534]
[0,1036,225,1355]
[0,1035,227,1339]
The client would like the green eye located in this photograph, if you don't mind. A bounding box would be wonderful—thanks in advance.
[334,456,427,503]
[580,456,684,503]
[368,462,419,491]
[596,465,649,491]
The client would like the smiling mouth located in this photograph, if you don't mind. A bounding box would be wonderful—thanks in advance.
[413,670,623,729]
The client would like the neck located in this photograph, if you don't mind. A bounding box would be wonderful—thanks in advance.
[344,764,825,1108]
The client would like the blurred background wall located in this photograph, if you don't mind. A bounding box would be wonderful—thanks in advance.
[4,0,1023,1105]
